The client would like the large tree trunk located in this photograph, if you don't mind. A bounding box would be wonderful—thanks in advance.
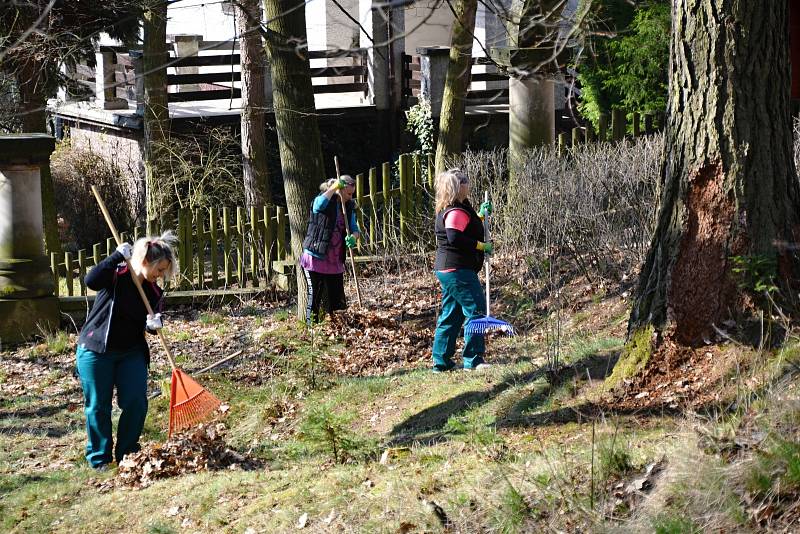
[236,0,271,207]
[263,0,325,318]
[142,0,170,226]
[433,0,478,176]
[629,1,800,347]
[17,55,60,255]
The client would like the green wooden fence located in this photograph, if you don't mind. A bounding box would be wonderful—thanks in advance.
[50,153,435,296]
[557,110,663,154]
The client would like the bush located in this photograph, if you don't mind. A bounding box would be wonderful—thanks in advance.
[447,134,662,278]
[51,139,139,250]
[150,127,244,214]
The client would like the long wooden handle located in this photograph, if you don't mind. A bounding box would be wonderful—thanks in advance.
[484,190,490,317]
[334,156,363,307]
[91,186,177,370]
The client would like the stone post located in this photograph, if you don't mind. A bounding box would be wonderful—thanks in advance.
[95,47,128,110]
[129,50,145,115]
[417,46,451,117]
[0,134,59,345]
[359,0,390,110]
[172,34,203,93]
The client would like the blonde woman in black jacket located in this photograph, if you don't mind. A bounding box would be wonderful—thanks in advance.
[75,232,177,470]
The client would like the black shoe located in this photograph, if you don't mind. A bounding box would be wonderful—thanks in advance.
[91,463,109,472]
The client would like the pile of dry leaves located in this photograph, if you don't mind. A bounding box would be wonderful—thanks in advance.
[323,309,433,375]
[114,424,260,489]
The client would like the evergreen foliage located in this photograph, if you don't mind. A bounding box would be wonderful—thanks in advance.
[576,1,670,130]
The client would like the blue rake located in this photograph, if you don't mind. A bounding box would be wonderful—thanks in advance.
[465,191,515,338]
[465,315,515,336]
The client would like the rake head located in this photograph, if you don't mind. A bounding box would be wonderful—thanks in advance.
[168,368,222,437]
[465,315,516,337]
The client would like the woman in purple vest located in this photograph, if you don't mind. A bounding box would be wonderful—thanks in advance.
[431,169,493,371]
[299,175,360,323]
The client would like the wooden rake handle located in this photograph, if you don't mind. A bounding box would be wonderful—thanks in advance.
[90,186,177,370]
[334,156,363,307]
[484,190,490,317]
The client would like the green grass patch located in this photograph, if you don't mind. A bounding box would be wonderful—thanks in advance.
[273,309,290,322]
[565,336,623,363]
[746,436,800,497]
[171,330,193,342]
[444,410,503,447]
[652,513,701,534]
[298,403,377,463]
[0,469,96,532]
[29,330,73,357]
[493,481,531,533]
[198,311,225,325]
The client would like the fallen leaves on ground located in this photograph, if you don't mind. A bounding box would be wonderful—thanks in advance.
[323,309,433,376]
[603,340,732,411]
[114,423,260,489]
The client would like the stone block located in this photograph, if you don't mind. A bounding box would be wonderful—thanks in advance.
[0,296,59,346]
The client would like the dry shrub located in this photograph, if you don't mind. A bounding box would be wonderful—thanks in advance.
[51,138,139,250]
[449,135,662,279]
[150,126,244,214]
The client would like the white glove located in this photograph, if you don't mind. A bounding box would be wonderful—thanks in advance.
[116,242,132,260]
[146,313,163,330]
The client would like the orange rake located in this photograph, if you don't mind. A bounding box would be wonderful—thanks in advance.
[91,186,221,437]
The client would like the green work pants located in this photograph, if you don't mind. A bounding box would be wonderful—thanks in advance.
[432,269,487,370]
[76,344,148,467]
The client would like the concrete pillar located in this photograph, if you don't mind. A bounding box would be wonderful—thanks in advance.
[95,47,128,110]
[0,134,59,344]
[509,76,554,163]
[417,46,450,117]
[359,0,390,110]
[388,6,405,112]
[129,50,145,116]
[172,34,203,92]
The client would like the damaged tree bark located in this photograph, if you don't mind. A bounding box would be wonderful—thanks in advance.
[629,1,800,346]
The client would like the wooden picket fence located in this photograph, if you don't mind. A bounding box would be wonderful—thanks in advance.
[558,109,664,152]
[50,153,435,297]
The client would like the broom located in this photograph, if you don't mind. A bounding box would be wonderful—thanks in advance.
[91,186,221,437]
[465,191,515,337]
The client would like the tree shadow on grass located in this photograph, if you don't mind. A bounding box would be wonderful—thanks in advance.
[498,351,621,426]
[0,422,75,438]
[0,473,49,493]
[388,350,622,446]
[497,402,686,429]
[0,400,75,420]
[387,366,548,446]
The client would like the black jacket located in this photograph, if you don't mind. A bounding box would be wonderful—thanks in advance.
[434,199,485,272]
[302,195,355,262]
[77,250,163,358]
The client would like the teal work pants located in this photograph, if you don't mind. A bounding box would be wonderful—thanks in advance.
[432,269,487,370]
[76,344,148,467]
